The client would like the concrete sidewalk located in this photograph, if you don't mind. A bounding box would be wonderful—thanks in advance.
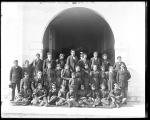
[1,100,145,118]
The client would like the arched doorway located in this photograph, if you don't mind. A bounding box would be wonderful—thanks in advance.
[43,7,115,64]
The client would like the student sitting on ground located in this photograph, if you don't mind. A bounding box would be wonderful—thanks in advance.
[47,83,58,105]
[31,83,48,106]
[56,85,67,106]
[109,83,127,108]
[66,87,79,107]
[86,84,101,107]
[99,83,110,107]
[77,85,89,107]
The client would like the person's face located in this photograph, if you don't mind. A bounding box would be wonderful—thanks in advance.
[103,55,107,60]
[81,85,84,90]
[60,54,64,59]
[117,58,121,62]
[24,74,29,78]
[52,86,56,90]
[101,67,105,71]
[93,65,97,71]
[25,61,29,67]
[47,54,52,59]
[93,52,98,57]
[85,65,88,69]
[72,74,75,79]
[101,85,105,90]
[71,51,75,56]
[65,65,69,69]
[109,67,113,72]
[36,55,40,59]
[83,54,87,59]
[37,72,42,78]
[14,61,18,67]
[47,64,51,69]
[70,89,74,94]
[38,84,42,89]
[76,66,80,72]
[91,86,96,90]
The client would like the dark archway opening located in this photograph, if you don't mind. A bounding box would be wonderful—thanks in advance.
[43,7,115,64]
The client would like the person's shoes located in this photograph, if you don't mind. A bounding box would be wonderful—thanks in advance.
[116,103,120,108]
[122,98,127,104]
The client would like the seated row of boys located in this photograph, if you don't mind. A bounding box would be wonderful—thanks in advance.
[10,50,131,108]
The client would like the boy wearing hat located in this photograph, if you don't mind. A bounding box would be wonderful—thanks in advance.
[66,49,78,72]
[116,64,131,99]
[56,53,66,69]
[101,53,111,72]
[109,83,127,108]
[113,56,127,72]
[31,53,43,77]
[90,51,101,70]
[10,60,23,101]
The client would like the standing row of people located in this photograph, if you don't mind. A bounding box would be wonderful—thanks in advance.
[9,49,131,108]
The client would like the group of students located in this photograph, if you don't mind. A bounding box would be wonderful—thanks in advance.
[9,49,131,108]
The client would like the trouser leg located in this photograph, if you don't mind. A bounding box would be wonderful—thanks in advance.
[11,83,16,100]
[16,82,20,93]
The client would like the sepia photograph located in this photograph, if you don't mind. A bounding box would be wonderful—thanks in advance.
[1,1,146,118]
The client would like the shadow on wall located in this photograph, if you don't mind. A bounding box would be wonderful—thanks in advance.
[127,67,144,102]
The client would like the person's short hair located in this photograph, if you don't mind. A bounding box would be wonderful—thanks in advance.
[59,53,64,57]
[47,52,51,55]
[25,60,29,64]
[102,53,107,57]
[93,51,98,54]
[71,49,75,53]
[14,60,18,63]
[71,72,76,76]
[36,53,40,57]
[117,56,121,59]
[24,72,29,76]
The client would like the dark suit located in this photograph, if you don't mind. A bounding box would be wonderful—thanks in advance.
[10,66,22,100]
[31,59,43,76]
[66,55,78,72]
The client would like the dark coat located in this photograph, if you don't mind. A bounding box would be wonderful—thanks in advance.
[56,59,66,69]
[43,58,56,73]
[77,59,90,69]
[90,57,101,70]
[90,70,101,89]
[101,59,111,72]
[10,66,23,83]
[31,59,43,74]
[66,55,78,71]
[116,69,131,89]
[22,66,34,79]
[113,62,126,71]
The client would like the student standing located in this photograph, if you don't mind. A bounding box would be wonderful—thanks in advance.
[10,60,23,101]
